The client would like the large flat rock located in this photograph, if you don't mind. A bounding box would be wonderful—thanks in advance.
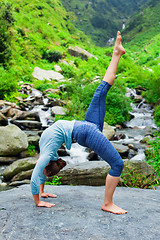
[0,185,160,240]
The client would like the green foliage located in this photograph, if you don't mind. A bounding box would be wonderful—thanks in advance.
[33,80,52,92]
[123,0,160,50]
[26,144,36,157]
[154,105,160,127]
[61,0,147,46]
[143,66,160,104]
[60,63,77,78]
[43,50,62,63]
[45,176,62,185]
[0,67,18,100]
[120,166,159,189]
[47,93,60,99]
[0,0,159,130]
[146,133,160,178]
[0,1,14,65]
[105,78,131,125]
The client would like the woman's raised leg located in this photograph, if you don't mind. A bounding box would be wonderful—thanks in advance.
[101,32,127,214]
[103,31,125,85]
[84,32,125,131]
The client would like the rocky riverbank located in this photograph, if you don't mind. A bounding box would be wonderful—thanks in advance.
[0,83,159,189]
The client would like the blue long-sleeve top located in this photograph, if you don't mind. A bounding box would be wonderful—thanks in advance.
[31,120,75,195]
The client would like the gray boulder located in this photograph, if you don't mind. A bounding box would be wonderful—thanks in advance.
[51,106,67,116]
[32,67,65,81]
[12,120,42,130]
[57,160,158,187]
[111,142,129,156]
[102,122,115,140]
[68,46,98,61]
[11,111,40,122]
[9,179,30,186]
[11,169,33,182]
[0,156,18,164]
[3,157,37,181]
[128,149,138,159]
[58,161,110,186]
[0,125,28,156]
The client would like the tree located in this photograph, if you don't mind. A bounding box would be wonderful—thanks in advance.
[0,1,14,65]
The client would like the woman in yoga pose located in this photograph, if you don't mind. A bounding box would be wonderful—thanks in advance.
[31,31,127,214]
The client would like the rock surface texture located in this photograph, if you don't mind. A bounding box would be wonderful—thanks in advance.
[0,185,160,240]
[32,67,65,81]
[0,125,28,156]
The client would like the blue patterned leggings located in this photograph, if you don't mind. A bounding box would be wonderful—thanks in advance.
[72,81,124,177]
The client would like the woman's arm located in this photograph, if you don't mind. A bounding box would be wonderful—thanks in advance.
[40,183,57,198]
[31,154,56,207]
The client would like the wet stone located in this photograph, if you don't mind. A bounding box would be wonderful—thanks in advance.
[12,120,42,130]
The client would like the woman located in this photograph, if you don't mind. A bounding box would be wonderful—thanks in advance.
[31,31,127,214]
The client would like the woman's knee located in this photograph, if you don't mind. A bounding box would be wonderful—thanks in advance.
[117,158,124,173]
[109,156,124,177]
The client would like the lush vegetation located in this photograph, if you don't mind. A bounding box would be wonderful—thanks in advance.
[0,1,14,65]
[45,176,62,185]
[123,0,160,50]
[61,0,148,46]
[25,144,36,157]
[0,0,159,127]
[146,133,160,179]
[120,166,159,189]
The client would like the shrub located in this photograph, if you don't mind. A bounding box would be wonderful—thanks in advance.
[120,166,159,189]
[33,80,52,92]
[0,2,14,65]
[0,67,18,99]
[45,176,62,185]
[43,50,62,63]
[145,133,160,178]
[60,63,77,78]
[105,78,131,125]
[25,144,36,157]
[154,105,160,127]
[144,66,160,104]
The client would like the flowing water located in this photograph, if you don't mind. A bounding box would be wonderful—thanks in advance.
[114,88,157,161]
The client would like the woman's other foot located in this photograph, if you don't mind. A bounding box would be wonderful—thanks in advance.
[101,202,128,214]
[113,31,125,56]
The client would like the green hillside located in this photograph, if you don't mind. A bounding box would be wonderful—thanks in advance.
[61,0,148,46]
[123,0,160,50]
[2,0,91,71]
[0,0,160,128]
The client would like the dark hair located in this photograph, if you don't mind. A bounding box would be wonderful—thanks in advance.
[44,158,66,177]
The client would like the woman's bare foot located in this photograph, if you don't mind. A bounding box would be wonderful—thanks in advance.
[101,202,128,214]
[113,31,125,56]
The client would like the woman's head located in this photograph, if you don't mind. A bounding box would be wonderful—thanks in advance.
[43,158,66,177]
